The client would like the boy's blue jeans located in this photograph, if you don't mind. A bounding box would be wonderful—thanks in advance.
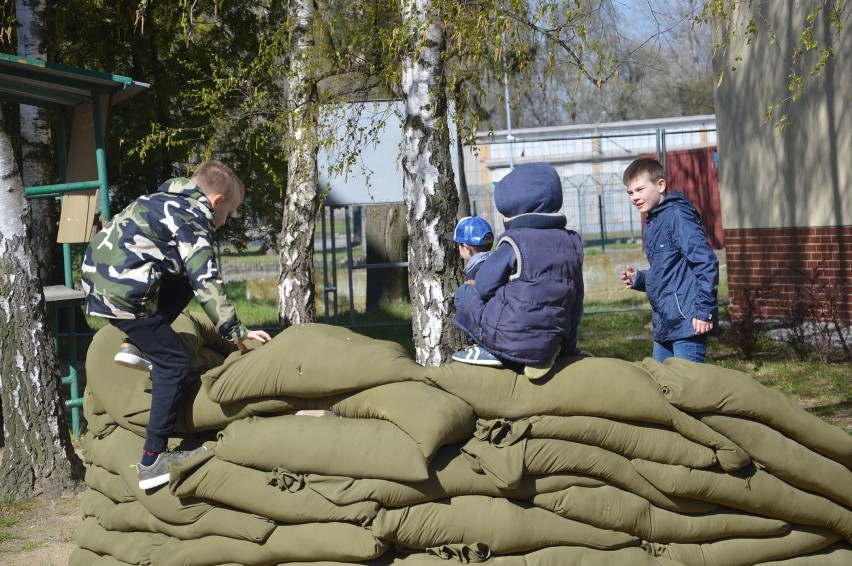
[652,335,708,363]
[111,275,195,454]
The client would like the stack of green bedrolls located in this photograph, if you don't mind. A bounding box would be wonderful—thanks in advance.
[70,312,852,565]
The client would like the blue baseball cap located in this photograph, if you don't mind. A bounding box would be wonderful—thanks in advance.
[443,216,494,246]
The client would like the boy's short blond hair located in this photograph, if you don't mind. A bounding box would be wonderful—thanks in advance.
[191,160,245,202]
[623,157,666,187]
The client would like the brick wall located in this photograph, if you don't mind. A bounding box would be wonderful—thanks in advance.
[725,226,852,324]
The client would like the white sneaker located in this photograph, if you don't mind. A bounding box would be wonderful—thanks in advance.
[114,342,153,372]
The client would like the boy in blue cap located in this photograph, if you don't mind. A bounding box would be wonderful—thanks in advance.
[444,216,495,309]
[452,162,588,379]
[620,157,718,362]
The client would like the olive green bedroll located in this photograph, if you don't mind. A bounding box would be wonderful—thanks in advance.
[85,464,135,504]
[87,318,473,458]
[74,516,172,566]
[300,443,607,508]
[147,522,389,566]
[370,495,639,554]
[753,542,852,565]
[647,525,841,566]
[214,414,433,481]
[633,460,852,542]
[82,427,224,527]
[461,436,714,513]
[69,547,134,566]
[424,358,750,472]
[203,322,428,401]
[278,545,682,565]
[532,485,787,543]
[168,448,381,525]
[643,358,852,468]
[475,415,717,468]
[697,412,852,508]
[80,488,274,542]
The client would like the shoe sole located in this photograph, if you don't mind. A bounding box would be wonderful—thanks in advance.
[524,367,551,380]
[114,353,152,372]
[138,472,170,490]
[451,357,503,368]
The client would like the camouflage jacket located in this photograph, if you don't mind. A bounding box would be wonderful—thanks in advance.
[81,178,249,344]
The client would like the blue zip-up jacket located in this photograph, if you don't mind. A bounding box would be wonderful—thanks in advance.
[631,191,718,342]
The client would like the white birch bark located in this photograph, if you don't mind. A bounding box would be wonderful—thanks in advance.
[277,0,320,328]
[16,0,57,283]
[0,112,83,502]
[401,0,465,366]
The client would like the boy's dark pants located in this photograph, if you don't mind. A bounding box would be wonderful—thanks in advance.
[111,276,195,455]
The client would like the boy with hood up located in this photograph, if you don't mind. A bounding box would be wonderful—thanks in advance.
[452,162,588,379]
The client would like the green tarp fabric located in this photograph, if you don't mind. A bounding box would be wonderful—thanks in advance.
[73,314,852,565]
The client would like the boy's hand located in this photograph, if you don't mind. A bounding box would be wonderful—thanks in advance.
[692,318,712,335]
[620,265,636,288]
[238,329,272,352]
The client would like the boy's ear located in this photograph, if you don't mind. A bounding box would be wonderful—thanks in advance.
[209,193,224,207]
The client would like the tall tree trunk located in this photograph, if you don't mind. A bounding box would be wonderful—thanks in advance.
[366,203,410,308]
[278,0,320,328]
[0,112,84,503]
[16,0,58,283]
[401,0,465,366]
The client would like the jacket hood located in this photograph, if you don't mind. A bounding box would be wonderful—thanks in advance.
[494,162,563,217]
[157,177,211,208]
[649,191,697,220]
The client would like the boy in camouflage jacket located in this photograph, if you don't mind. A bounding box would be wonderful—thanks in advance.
[81,160,271,489]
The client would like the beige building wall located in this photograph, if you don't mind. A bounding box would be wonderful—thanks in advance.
[713,2,850,229]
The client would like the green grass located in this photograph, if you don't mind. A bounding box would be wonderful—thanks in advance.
[0,499,30,545]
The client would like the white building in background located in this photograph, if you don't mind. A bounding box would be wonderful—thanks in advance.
[462,115,718,237]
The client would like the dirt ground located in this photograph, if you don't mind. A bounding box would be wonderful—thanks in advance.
[0,486,81,566]
[1,409,850,566]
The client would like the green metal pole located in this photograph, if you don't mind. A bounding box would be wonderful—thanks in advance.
[91,91,110,222]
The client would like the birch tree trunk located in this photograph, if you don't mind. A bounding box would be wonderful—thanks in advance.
[0,112,84,502]
[401,0,465,366]
[278,0,319,328]
[16,0,57,283]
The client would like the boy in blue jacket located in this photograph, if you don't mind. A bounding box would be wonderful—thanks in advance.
[452,162,587,379]
[620,157,718,363]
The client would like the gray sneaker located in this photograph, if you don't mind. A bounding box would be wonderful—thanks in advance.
[115,341,153,372]
[451,346,504,368]
[136,446,207,490]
